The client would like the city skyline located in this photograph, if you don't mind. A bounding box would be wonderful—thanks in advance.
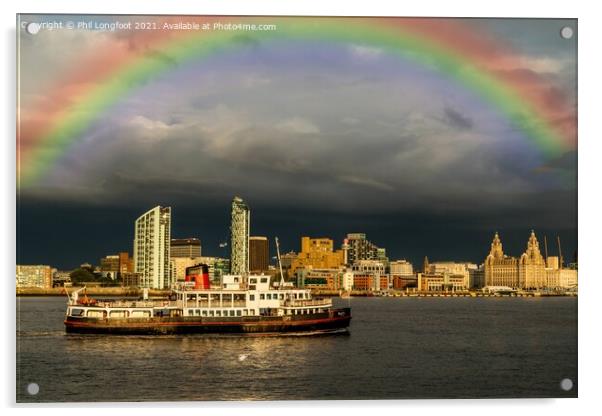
[17,197,576,271]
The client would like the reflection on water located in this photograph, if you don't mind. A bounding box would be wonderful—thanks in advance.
[17,296,577,402]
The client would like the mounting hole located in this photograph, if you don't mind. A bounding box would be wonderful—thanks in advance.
[25,22,41,35]
[560,26,574,40]
[26,382,39,395]
[560,378,573,391]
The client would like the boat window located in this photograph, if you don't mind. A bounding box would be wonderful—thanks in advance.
[109,310,128,318]
[230,310,235,317]
[243,309,247,316]
[70,308,85,316]
[202,310,208,317]
[236,310,241,316]
[279,294,284,300]
[216,310,221,317]
[196,309,201,316]
[209,310,214,317]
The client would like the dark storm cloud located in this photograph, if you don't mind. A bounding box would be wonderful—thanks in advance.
[443,107,474,130]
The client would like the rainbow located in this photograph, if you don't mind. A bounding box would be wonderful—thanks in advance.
[17,16,576,187]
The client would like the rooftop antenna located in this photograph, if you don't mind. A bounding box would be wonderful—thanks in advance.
[275,237,285,288]
[557,236,564,269]
[543,235,549,260]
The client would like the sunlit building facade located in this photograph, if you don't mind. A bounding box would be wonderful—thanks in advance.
[16,265,52,288]
[484,230,553,289]
[484,232,520,288]
[289,237,345,273]
[230,197,250,275]
[249,236,269,272]
[133,206,172,289]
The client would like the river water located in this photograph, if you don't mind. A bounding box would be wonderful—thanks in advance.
[16,296,577,402]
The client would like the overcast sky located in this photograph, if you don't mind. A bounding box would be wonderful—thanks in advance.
[17,17,577,269]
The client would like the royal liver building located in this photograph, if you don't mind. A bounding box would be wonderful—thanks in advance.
[230,196,250,275]
[484,230,546,289]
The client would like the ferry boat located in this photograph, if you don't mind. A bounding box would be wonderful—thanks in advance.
[64,277,351,335]
[64,239,351,335]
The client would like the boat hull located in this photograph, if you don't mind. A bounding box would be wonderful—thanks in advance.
[64,308,351,335]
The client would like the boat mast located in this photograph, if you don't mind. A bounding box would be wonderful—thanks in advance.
[557,236,564,269]
[275,237,285,288]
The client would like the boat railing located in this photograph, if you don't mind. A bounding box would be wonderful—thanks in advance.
[181,300,248,308]
[281,299,332,307]
[92,300,177,309]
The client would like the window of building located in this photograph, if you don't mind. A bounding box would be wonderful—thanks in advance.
[250,294,255,301]
[266,294,271,300]
[260,278,268,283]
[260,294,265,300]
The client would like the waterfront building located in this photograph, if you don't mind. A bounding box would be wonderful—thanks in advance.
[122,272,142,287]
[16,265,52,288]
[351,260,387,290]
[346,233,386,265]
[390,260,413,277]
[352,274,374,291]
[544,256,578,289]
[171,238,202,258]
[426,261,473,289]
[52,270,71,287]
[295,267,343,290]
[392,275,417,290]
[100,255,120,279]
[469,266,485,289]
[119,252,132,274]
[484,232,520,288]
[417,272,468,291]
[519,231,547,289]
[133,206,172,289]
[289,237,345,274]
[230,196,250,275]
[484,230,559,289]
[249,236,270,272]
[559,269,578,288]
[342,270,354,291]
[280,251,298,269]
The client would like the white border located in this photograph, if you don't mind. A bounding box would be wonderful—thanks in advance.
[3,1,600,415]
